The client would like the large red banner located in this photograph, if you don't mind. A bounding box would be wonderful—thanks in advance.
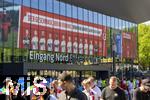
[122,32,137,59]
[18,6,107,56]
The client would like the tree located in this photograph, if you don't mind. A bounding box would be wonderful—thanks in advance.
[138,24,150,69]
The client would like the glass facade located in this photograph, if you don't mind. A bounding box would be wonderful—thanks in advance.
[0,0,137,64]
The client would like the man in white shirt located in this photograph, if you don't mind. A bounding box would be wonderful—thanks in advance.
[47,33,53,51]
[67,36,72,53]
[39,31,46,50]
[23,29,30,49]
[79,39,83,54]
[84,39,88,55]
[31,30,38,50]
[82,79,98,100]
[61,35,66,52]
[73,37,78,54]
[88,76,102,100]
[89,40,93,55]
[54,34,60,52]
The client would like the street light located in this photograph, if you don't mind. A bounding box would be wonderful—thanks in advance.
[112,41,116,75]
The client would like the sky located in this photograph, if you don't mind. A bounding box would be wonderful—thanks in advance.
[143,21,150,25]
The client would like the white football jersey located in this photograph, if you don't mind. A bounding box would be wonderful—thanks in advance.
[61,40,66,52]
[54,39,60,52]
[89,44,93,55]
[47,39,53,51]
[79,43,83,54]
[23,37,30,48]
[84,43,88,55]
[39,38,46,50]
[67,41,72,53]
[31,36,38,50]
[73,42,78,54]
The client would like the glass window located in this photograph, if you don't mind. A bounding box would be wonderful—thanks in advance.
[115,18,119,29]
[66,4,71,17]
[23,0,30,7]
[131,23,135,33]
[39,0,46,11]
[83,9,88,22]
[122,20,126,32]
[125,21,129,32]
[98,13,102,25]
[133,23,137,33]
[31,0,38,9]
[72,5,77,19]
[102,14,106,26]
[106,16,111,27]
[77,7,83,20]
[110,17,115,28]
[118,19,122,30]
[46,0,53,13]
[14,0,22,5]
[53,0,59,14]
[5,0,22,4]
[60,2,66,16]
[88,10,93,23]
[93,12,98,24]
[128,21,131,32]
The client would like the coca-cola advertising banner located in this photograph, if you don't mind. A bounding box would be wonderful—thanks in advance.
[122,32,137,59]
[18,6,107,56]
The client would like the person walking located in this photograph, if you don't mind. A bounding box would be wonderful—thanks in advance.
[88,76,102,100]
[101,76,126,100]
[132,78,150,100]
[58,71,88,100]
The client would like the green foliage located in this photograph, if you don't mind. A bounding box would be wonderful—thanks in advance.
[138,24,150,68]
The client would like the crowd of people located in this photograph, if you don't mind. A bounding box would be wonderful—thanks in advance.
[0,71,150,100]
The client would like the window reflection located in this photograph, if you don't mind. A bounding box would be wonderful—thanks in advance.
[0,0,138,63]
[66,3,71,17]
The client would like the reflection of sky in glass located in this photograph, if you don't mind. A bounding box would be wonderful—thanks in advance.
[39,0,46,11]
[4,0,136,28]
[31,0,38,9]
[66,4,71,17]
[103,15,106,26]
[107,16,111,27]
[0,5,20,11]
[83,9,88,22]
[111,17,115,28]
[118,19,122,30]
[93,12,98,24]
[72,5,77,19]
[54,0,59,14]
[88,10,93,23]
[122,20,126,30]
[46,0,53,12]
[98,14,102,25]
[78,7,83,20]
[115,18,119,29]
[60,2,66,16]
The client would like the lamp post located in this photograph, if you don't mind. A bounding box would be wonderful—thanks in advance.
[112,42,116,75]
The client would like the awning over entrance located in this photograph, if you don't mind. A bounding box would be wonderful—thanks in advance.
[24,63,112,75]
[60,0,150,24]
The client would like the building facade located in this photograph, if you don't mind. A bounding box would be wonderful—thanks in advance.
[0,0,138,79]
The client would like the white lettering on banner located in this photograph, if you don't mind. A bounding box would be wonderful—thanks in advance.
[23,12,102,36]
[29,51,70,62]
[123,33,131,39]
